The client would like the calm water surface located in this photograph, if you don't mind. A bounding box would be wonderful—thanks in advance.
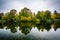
[0,22,60,40]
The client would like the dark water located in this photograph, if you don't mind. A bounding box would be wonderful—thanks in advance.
[0,22,60,40]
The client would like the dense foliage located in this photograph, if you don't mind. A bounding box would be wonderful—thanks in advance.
[0,7,60,24]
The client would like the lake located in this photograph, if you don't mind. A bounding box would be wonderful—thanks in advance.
[0,22,60,40]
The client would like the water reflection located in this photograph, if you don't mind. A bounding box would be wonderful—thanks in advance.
[0,22,60,34]
[52,23,60,31]
[19,22,32,35]
[0,21,60,40]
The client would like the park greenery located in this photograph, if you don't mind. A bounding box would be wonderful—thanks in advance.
[0,7,60,24]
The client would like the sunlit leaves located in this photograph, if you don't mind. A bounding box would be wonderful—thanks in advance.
[0,7,60,23]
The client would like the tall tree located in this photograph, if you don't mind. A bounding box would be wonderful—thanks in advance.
[19,7,32,21]
[10,9,17,18]
[36,11,41,19]
[44,10,51,19]
[0,12,4,20]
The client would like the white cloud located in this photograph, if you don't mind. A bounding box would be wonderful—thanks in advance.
[0,0,60,13]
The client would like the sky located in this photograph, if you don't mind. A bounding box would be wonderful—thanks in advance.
[0,0,60,13]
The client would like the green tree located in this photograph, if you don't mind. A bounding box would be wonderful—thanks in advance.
[44,10,51,19]
[40,11,45,21]
[0,12,4,20]
[36,11,41,19]
[10,9,17,18]
[19,7,32,21]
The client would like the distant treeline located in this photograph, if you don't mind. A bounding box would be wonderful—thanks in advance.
[0,7,60,23]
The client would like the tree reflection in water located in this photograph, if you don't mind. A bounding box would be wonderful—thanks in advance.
[52,22,60,31]
[0,21,60,35]
[19,22,32,35]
